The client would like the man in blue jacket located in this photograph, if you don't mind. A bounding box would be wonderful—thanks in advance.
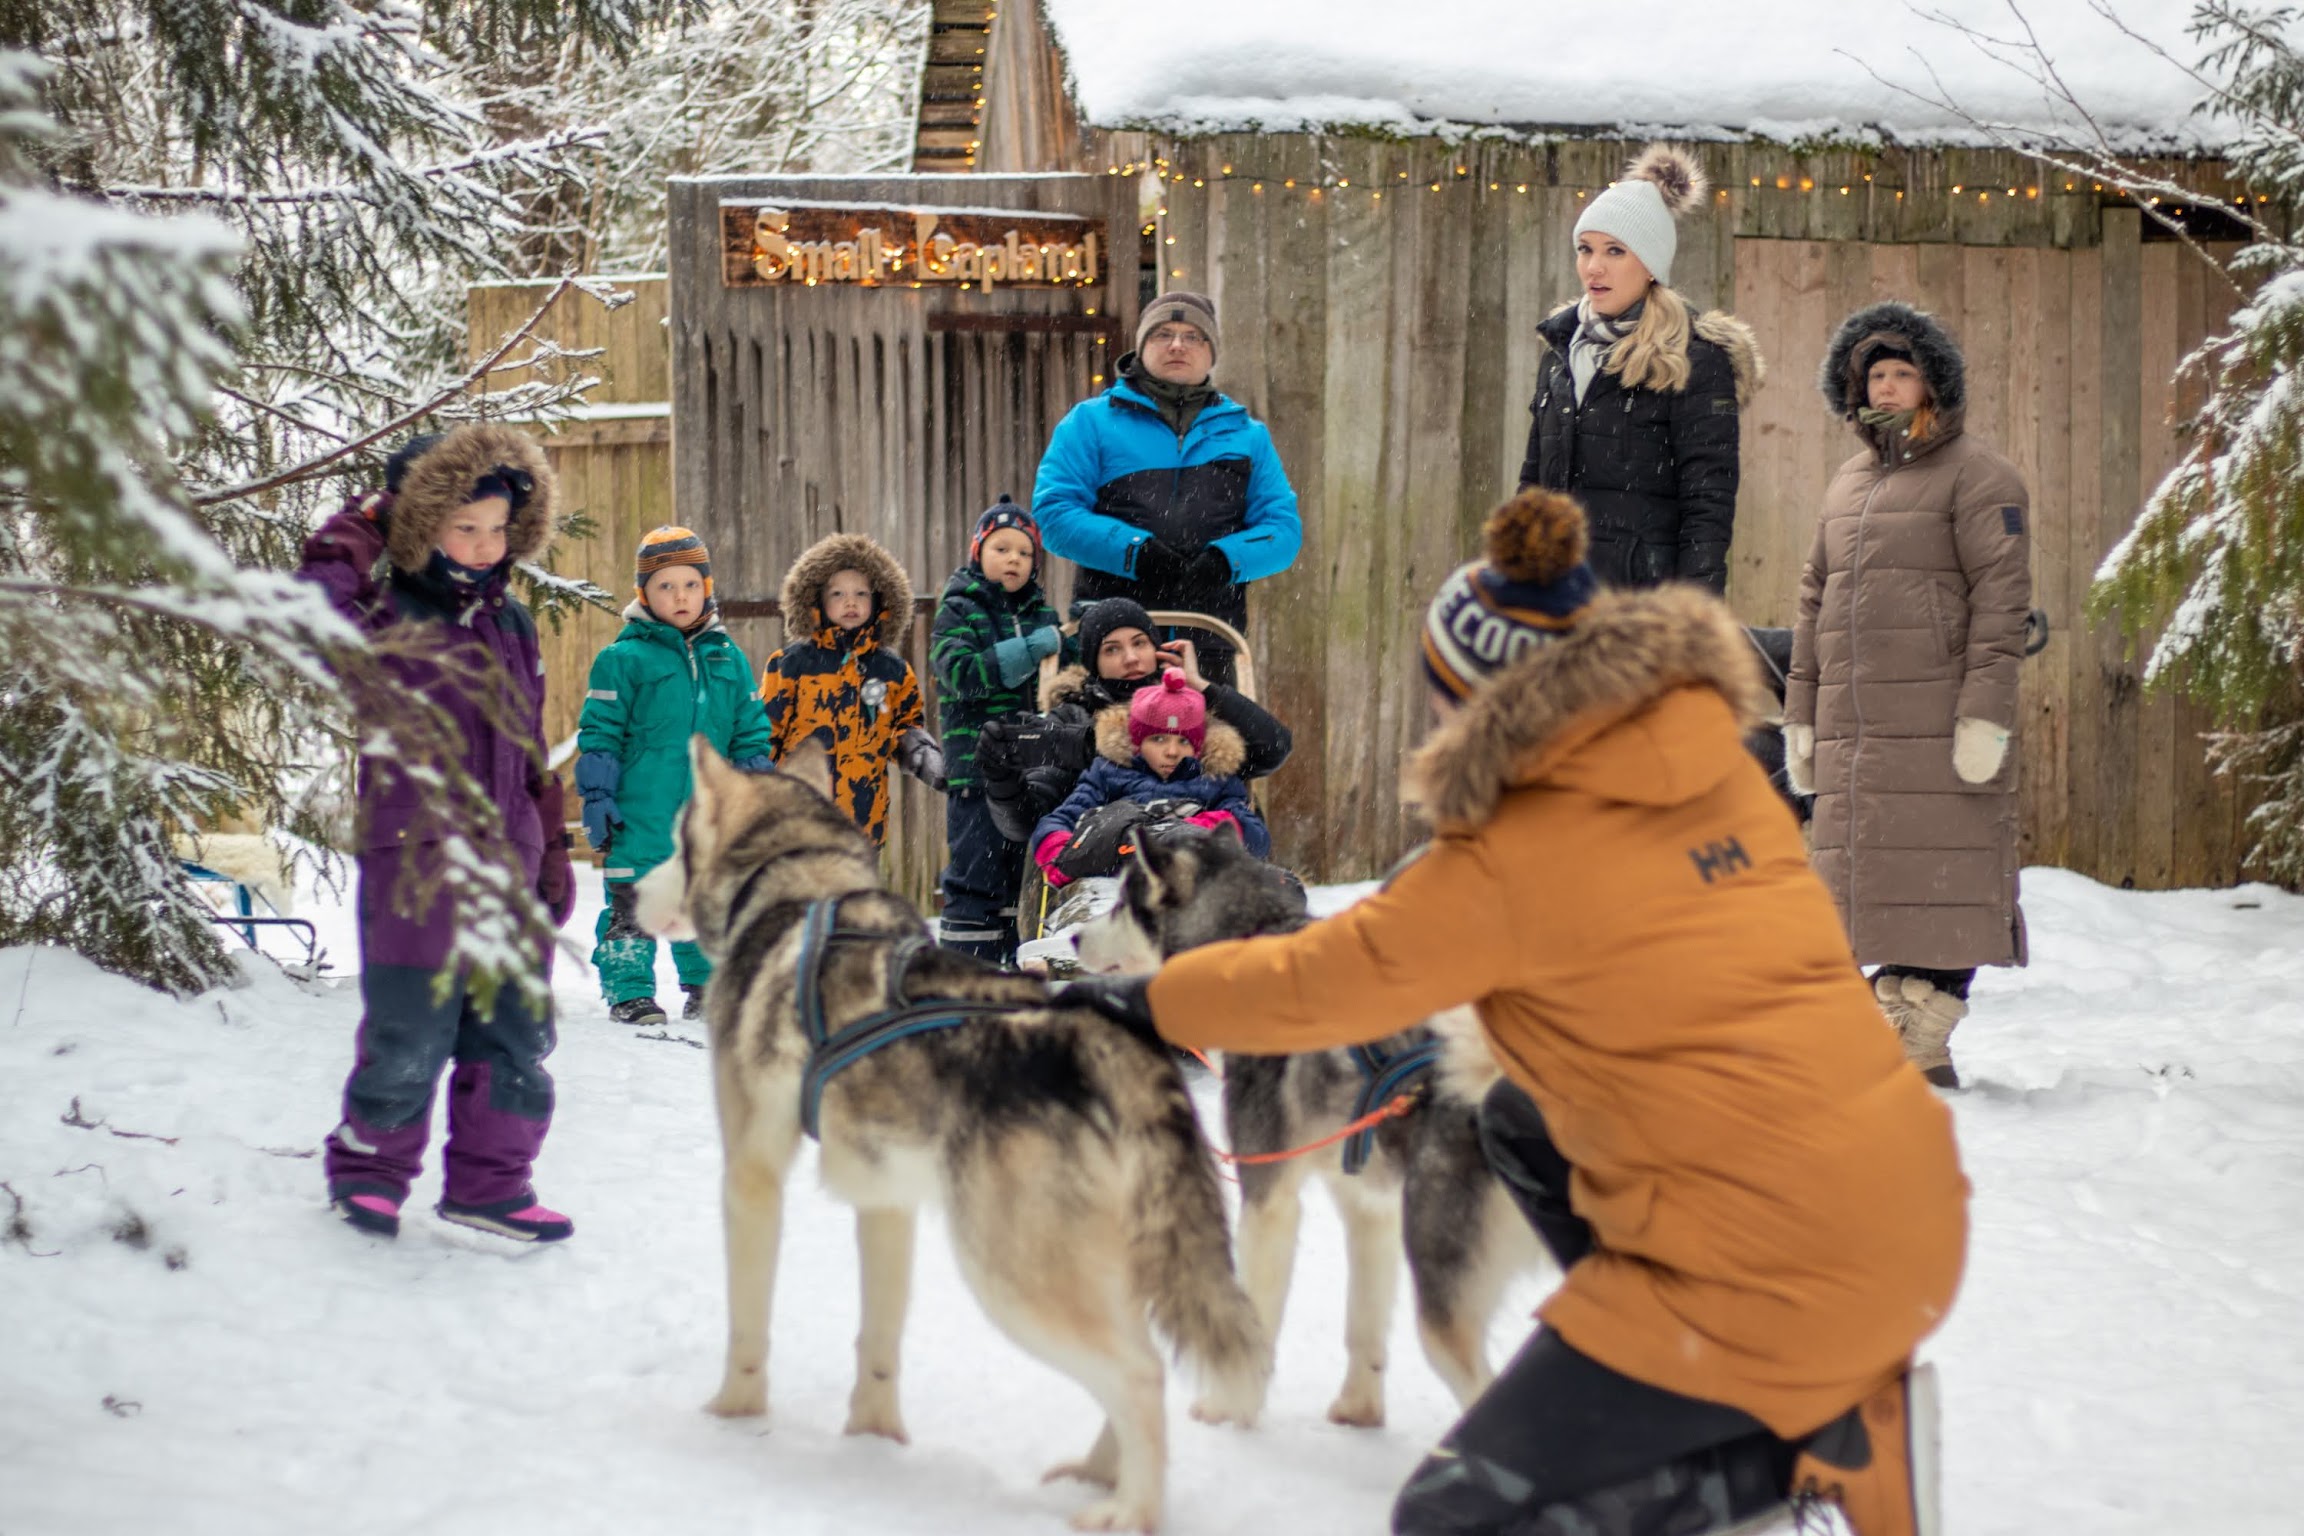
[1034,291,1300,685]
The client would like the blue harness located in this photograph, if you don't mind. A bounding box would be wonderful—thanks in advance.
[1339,1038,1444,1175]
[792,897,1029,1141]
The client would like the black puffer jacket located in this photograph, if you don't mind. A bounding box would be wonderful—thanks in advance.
[978,665,1293,844]
[1517,305,1763,595]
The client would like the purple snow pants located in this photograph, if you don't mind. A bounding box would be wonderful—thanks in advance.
[324,846,556,1209]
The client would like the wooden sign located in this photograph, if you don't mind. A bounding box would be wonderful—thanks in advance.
[719,200,1104,294]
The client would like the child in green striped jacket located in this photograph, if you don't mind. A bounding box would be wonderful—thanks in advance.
[929,496,1074,962]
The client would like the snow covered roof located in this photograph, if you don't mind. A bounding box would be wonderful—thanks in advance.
[1039,0,2226,151]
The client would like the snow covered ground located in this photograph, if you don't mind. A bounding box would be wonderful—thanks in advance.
[3,864,2302,1534]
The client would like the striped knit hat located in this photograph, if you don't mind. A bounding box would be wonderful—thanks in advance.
[1421,490,1599,701]
[635,525,713,605]
[969,494,1040,572]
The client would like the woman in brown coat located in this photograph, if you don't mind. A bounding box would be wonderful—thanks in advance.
[1784,303,2033,1088]
[1068,491,1966,1536]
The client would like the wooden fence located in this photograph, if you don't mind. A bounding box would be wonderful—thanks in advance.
[1131,133,2256,889]
[466,278,674,761]
[664,173,1143,903]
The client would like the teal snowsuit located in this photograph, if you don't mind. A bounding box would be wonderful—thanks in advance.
[576,605,773,1003]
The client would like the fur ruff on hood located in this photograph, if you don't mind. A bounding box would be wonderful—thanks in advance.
[1540,304,1767,407]
[1404,584,1769,831]
[386,424,555,574]
[779,532,913,646]
[1817,301,1967,417]
[1092,703,1246,778]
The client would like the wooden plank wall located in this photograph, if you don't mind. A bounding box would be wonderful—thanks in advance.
[666,174,1140,903]
[465,277,674,760]
[1131,132,2254,888]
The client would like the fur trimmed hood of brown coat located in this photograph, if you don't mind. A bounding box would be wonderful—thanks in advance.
[386,424,555,573]
[780,532,913,646]
[1404,584,1770,830]
[1093,702,1247,778]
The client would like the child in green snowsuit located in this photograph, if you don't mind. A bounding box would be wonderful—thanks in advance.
[575,526,773,1026]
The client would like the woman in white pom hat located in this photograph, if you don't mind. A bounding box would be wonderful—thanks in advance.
[1518,144,1764,596]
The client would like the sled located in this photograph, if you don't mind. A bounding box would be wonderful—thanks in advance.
[1014,610,1264,972]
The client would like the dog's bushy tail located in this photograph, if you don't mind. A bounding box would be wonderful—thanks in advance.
[1124,1069,1269,1420]
[1428,1005,1502,1106]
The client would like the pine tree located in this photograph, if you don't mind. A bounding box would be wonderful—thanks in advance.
[0,1,684,994]
[2092,4,2304,882]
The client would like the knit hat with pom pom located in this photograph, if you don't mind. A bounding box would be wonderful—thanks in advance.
[1421,489,1599,701]
[1127,668,1208,752]
[1572,143,1707,288]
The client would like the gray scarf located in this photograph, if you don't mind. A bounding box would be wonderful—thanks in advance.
[1569,296,1642,405]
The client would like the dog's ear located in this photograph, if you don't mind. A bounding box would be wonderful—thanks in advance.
[1157,839,1199,903]
[1127,841,1166,908]
[781,738,835,800]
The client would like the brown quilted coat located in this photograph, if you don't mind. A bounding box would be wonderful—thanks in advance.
[1786,409,2032,969]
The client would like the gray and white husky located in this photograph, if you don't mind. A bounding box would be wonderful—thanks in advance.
[636,740,1266,1532]
[1073,830,1546,1427]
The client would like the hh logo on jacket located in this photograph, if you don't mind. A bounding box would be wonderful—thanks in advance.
[1688,836,1754,885]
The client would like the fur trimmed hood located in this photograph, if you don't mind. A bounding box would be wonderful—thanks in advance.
[1538,303,1766,407]
[386,424,555,573]
[1404,584,1770,830]
[1044,662,1145,714]
[780,532,913,646]
[1818,301,1967,417]
[1092,702,1246,778]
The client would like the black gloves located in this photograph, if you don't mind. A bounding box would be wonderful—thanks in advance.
[1055,975,1162,1048]
[1186,546,1234,589]
[1132,538,1189,587]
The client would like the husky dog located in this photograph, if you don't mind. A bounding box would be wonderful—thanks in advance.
[1074,830,1546,1428]
[636,741,1265,1532]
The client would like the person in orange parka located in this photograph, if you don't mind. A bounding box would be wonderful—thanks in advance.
[758,532,942,846]
[1065,489,1970,1536]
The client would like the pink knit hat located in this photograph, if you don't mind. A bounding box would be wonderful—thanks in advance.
[1127,669,1207,752]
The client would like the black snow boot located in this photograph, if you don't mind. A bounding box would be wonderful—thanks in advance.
[682,985,706,1021]
[610,996,667,1027]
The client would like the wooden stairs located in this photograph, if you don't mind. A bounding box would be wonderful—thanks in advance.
[913,0,994,171]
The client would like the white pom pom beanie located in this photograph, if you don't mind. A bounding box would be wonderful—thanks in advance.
[1574,179,1678,288]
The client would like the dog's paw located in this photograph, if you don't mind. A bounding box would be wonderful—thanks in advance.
[1067,1496,1159,1532]
[843,1393,909,1444]
[1324,1388,1385,1429]
[705,1376,768,1419]
[1042,1457,1118,1490]
[1187,1394,1260,1429]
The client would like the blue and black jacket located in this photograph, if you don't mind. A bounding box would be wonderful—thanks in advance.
[1032,366,1301,628]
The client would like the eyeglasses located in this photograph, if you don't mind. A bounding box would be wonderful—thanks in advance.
[1146,325,1209,350]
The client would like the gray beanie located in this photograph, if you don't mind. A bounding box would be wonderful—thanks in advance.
[1136,290,1220,363]
[1572,144,1706,289]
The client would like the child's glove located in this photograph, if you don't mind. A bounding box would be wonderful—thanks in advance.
[355,489,394,533]
[896,727,946,791]
[574,750,623,852]
[530,776,577,927]
[733,755,774,774]
[1184,809,1241,840]
[992,625,1063,688]
[1034,831,1074,888]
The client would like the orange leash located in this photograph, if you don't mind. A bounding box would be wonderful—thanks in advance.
[1211,1091,1421,1166]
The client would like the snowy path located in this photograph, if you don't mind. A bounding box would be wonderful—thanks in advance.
[2,867,2301,1534]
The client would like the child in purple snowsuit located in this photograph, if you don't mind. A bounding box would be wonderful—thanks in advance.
[298,425,578,1243]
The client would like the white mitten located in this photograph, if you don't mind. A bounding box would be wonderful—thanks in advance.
[1784,723,1815,795]
[1952,717,2010,784]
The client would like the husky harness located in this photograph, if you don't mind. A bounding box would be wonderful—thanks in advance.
[1341,1039,1443,1175]
[791,897,1034,1140]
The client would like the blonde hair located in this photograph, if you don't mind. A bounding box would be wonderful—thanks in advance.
[1603,283,1693,395]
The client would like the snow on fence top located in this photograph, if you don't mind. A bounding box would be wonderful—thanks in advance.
[1040,0,2226,150]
